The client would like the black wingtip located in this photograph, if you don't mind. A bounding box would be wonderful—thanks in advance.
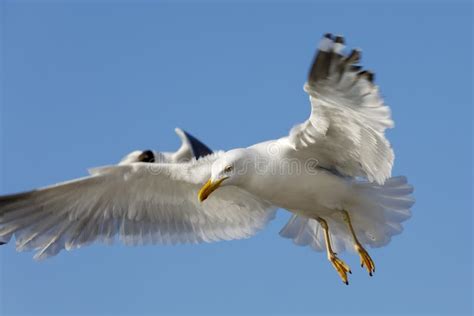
[324,33,333,39]
[0,241,6,246]
[357,70,375,83]
[308,33,336,83]
[181,130,213,159]
[346,49,361,64]
[334,35,345,44]
[349,65,362,72]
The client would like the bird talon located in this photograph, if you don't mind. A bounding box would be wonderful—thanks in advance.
[355,243,375,276]
[316,216,351,285]
[329,253,351,285]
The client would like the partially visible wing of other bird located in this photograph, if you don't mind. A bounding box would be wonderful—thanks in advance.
[173,128,213,162]
[0,152,275,260]
[288,34,394,184]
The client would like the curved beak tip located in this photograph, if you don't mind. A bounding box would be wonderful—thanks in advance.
[198,178,226,202]
[198,179,213,202]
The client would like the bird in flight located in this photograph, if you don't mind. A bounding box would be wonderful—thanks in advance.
[0,34,414,285]
[118,128,213,165]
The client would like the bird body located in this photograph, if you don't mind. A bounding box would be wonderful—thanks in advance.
[203,140,411,255]
[237,141,351,217]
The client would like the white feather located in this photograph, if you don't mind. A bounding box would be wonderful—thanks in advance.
[0,152,276,260]
[289,38,394,184]
[279,176,414,253]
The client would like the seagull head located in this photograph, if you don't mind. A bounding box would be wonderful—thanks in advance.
[198,149,252,202]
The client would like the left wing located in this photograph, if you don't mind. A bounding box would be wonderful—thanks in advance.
[288,34,394,184]
[0,153,275,260]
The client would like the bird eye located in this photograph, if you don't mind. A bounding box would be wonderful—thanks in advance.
[224,165,233,173]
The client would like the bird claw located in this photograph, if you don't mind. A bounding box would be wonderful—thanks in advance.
[329,253,351,285]
[356,243,375,276]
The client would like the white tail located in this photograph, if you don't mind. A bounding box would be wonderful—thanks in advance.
[279,176,415,253]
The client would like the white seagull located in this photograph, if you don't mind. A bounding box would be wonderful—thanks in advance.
[0,34,414,285]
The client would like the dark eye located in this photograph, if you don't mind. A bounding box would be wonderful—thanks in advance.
[224,165,233,173]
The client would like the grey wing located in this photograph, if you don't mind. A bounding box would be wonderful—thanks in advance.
[0,153,275,260]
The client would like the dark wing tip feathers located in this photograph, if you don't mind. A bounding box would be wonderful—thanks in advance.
[349,65,362,72]
[357,70,375,83]
[0,191,38,246]
[0,190,36,208]
[334,35,345,44]
[346,49,361,64]
[308,33,375,86]
[182,130,213,159]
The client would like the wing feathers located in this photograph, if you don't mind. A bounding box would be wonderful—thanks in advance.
[0,154,275,259]
[290,33,394,184]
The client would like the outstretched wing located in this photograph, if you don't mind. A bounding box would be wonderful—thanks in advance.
[0,153,275,260]
[288,34,394,184]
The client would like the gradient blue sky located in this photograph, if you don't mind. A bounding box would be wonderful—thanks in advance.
[0,1,472,315]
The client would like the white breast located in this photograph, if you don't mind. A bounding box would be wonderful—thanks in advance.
[245,140,351,217]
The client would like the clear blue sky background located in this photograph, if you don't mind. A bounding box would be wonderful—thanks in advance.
[0,1,472,315]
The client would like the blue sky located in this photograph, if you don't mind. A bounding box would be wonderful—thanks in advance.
[0,1,472,315]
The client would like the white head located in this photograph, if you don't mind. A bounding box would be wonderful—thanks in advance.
[198,148,254,202]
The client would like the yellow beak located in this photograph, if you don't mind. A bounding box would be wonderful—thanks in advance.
[198,178,227,202]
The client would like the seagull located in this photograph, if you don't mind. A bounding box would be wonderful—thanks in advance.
[0,34,414,285]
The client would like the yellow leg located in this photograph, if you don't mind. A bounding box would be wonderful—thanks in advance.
[316,217,351,285]
[342,210,376,276]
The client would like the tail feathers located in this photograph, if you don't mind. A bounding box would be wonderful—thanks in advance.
[279,176,414,253]
[280,215,352,252]
[279,214,354,253]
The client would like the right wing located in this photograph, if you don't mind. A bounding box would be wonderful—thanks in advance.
[288,34,394,184]
[0,152,275,260]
